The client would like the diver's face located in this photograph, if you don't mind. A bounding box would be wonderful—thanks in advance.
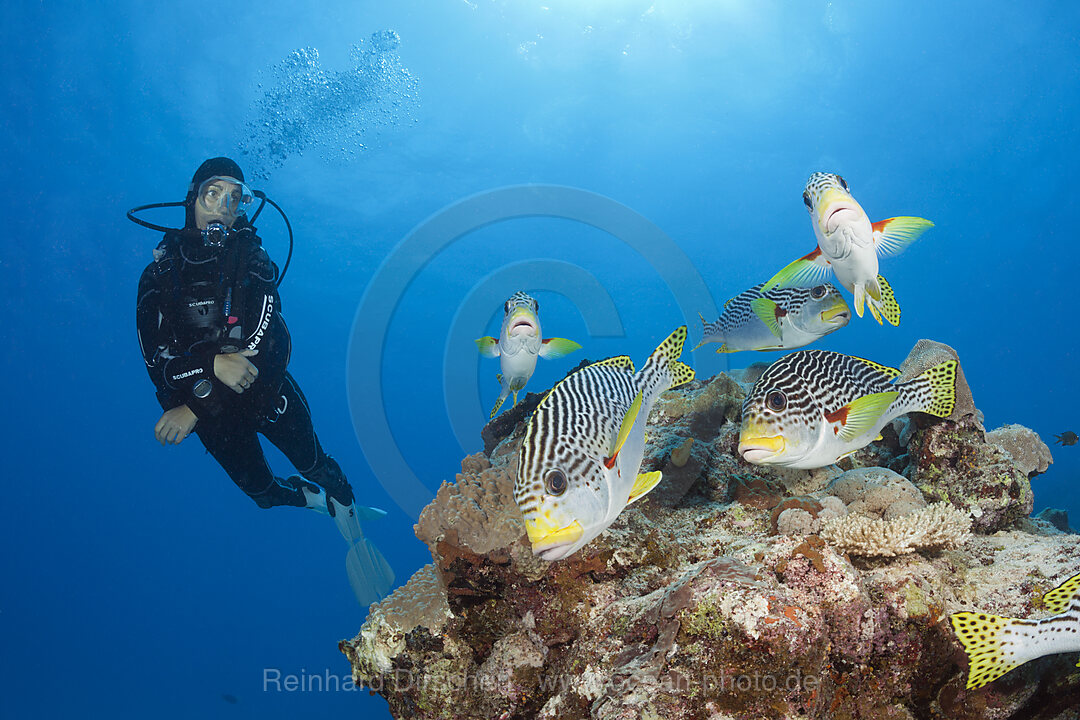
[194,179,244,229]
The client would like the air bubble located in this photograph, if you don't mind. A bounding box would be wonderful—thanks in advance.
[237,30,420,180]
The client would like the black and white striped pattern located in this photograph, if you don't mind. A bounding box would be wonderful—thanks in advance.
[743,350,906,429]
[515,357,638,517]
[515,327,693,529]
[704,283,828,336]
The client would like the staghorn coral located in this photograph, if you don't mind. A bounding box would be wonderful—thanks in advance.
[820,503,972,558]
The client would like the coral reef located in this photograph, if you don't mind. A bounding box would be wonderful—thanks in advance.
[342,341,1080,720]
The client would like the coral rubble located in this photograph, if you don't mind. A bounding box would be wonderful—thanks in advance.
[342,341,1080,720]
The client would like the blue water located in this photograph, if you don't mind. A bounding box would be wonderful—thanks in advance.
[2,2,1078,718]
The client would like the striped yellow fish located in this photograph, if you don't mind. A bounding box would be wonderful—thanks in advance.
[762,172,933,326]
[739,350,956,469]
[515,326,695,561]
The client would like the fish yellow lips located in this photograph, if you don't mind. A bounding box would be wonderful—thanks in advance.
[821,303,851,324]
[524,517,584,554]
[738,434,786,463]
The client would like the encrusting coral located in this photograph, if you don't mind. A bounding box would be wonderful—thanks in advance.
[341,340,1080,720]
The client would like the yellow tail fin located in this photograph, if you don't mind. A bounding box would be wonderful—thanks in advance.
[949,612,1025,689]
[1040,571,1080,613]
[655,325,695,389]
[916,360,958,418]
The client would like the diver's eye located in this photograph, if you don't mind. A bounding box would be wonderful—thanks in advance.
[545,469,568,496]
[838,175,849,191]
[810,285,826,299]
[765,390,787,412]
[802,191,812,209]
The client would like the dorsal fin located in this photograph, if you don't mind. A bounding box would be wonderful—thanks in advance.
[851,355,901,380]
[592,355,635,373]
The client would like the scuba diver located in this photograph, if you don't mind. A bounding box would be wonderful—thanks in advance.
[133,157,393,606]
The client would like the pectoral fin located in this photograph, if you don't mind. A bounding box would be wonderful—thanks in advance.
[825,391,899,442]
[750,298,784,339]
[872,217,933,257]
[604,390,643,470]
[539,337,582,359]
[627,471,663,505]
[761,247,833,292]
[475,336,500,358]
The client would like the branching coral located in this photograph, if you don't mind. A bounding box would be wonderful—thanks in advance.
[820,503,972,557]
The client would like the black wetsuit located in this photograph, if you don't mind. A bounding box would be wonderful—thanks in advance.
[136,222,354,509]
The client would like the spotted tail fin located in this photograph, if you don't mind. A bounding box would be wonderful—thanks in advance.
[901,360,957,418]
[950,612,1030,689]
[638,326,695,405]
[1041,572,1080,614]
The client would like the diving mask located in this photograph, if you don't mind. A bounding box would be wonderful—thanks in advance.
[196,175,254,221]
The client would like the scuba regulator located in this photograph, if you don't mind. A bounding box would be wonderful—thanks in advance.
[127,181,295,288]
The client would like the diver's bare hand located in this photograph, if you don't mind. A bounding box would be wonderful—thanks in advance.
[155,405,197,445]
[214,349,259,393]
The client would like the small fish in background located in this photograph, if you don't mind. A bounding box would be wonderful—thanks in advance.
[739,350,956,469]
[516,326,695,561]
[950,572,1080,689]
[1054,431,1078,446]
[221,694,239,705]
[762,172,933,326]
[475,291,581,418]
[695,282,850,353]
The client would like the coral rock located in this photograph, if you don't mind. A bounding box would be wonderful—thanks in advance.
[896,339,978,424]
[415,452,525,558]
[986,423,1053,477]
[342,362,1076,719]
[1034,507,1073,533]
[908,418,1034,533]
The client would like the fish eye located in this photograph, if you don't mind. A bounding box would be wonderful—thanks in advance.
[545,469,568,496]
[504,301,510,313]
[765,390,787,412]
[802,191,812,209]
[533,300,540,313]
[810,285,826,299]
[837,175,849,191]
